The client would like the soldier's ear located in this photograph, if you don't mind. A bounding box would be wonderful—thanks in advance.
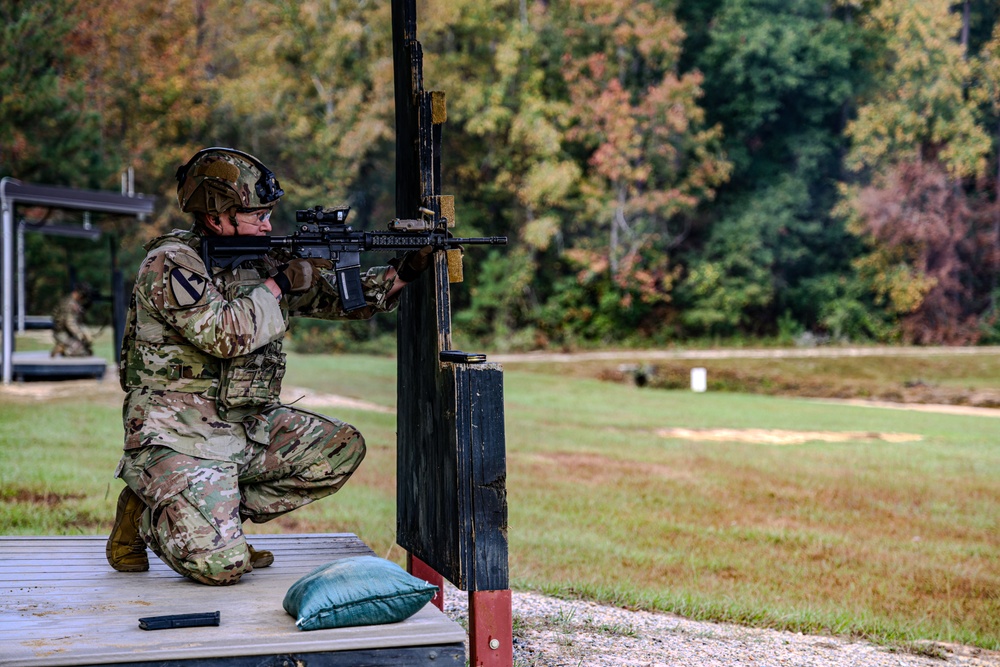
[203,214,224,235]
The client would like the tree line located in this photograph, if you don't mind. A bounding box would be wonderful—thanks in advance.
[3,0,1000,349]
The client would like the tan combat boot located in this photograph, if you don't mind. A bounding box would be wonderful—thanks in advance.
[247,544,274,568]
[106,486,149,572]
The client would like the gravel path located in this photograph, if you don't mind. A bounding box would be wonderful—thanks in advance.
[489,345,1000,364]
[441,584,1000,667]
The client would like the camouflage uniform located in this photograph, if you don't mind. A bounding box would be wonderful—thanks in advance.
[51,293,92,357]
[116,228,398,585]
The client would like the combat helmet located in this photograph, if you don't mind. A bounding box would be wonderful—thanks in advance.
[175,147,284,216]
[74,282,96,306]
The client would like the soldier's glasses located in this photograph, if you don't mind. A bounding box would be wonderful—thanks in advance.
[236,208,272,224]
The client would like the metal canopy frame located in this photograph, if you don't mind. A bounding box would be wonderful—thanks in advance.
[15,221,104,337]
[1,177,155,384]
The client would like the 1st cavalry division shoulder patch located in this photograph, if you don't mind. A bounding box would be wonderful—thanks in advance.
[169,267,208,307]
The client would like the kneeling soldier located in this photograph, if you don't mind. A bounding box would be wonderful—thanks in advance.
[107,148,431,585]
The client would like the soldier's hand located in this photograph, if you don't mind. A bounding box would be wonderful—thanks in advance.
[272,258,334,294]
[391,246,435,283]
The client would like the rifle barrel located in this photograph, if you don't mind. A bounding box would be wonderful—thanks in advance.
[455,236,507,245]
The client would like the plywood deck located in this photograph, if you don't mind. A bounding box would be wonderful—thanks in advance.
[11,351,107,381]
[0,534,465,666]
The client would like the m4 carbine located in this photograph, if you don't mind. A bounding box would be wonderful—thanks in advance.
[201,206,507,312]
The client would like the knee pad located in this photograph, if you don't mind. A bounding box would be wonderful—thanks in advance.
[179,541,253,586]
[146,480,250,585]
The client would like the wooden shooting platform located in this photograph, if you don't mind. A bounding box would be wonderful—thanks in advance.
[0,534,465,667]
[9,351,107,382]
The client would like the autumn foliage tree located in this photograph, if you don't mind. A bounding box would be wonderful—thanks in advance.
[67,0,219,229]
[2,0,213,314]
[562,1,730,307]
[209,0,396,223]
[853,162,987,343]
[542,0,730,342]
[421,1,729,346]
[0,0,109,186]
[6,0,1000,347]
[675,0,868,337]
[418,2,580,344]
[971,20,1000,336]
[843,0,998,343]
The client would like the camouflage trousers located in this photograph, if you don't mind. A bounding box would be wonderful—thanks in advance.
[117,405,365,585]
[51,332,92,357]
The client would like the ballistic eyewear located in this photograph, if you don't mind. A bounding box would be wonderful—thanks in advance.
[236,207,272,223]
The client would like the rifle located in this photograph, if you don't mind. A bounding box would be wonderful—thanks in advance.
[200,206,507,312]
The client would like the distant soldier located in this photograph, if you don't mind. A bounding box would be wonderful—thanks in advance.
[51,284,94,357]
[106,147,433,585]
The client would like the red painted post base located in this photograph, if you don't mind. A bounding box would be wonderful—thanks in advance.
[469,589,513,667]
[406,553,445,611]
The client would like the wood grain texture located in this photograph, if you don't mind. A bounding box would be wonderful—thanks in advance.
[455,364,509,592]
[0,534,465,667]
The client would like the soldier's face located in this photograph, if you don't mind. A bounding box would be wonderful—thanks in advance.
[206,209,272,236]
[234,208,272,235]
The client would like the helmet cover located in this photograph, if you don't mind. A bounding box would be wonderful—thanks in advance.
[175,147,284,216]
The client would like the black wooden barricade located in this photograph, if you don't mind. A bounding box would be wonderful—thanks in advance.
[453,364,508,591]
[391,1,512,665]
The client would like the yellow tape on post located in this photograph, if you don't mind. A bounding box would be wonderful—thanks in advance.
[447,249,464,284]
[439,195,455,228]
[431,91,447,125]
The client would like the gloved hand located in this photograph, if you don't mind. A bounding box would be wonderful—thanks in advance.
[272,258,334,294]
[391,246,435,283]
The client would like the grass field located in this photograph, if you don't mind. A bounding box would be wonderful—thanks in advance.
[1,334,998,652]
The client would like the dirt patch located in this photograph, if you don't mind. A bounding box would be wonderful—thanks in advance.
[0,378,121,403]
[812,398,1000,418]
[0,379,392,414]
[655,428,923,445]
[1,490,85,505]
[280,386,393,413]
[524,451,694,484]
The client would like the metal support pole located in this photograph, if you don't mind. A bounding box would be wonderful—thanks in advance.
[469,590,513,667]
[1,178,15,384]
[110,234,125,365]
[407,553,445,611]
[16,219,25,333]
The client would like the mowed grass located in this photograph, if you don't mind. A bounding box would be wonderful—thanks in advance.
[0,344,998,651]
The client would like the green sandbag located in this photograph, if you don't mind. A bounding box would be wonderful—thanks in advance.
[283,555,439,631]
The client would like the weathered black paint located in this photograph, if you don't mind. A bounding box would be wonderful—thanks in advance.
[391,0,509,593]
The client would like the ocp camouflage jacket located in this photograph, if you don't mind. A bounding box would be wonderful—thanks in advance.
[119,228,399,462]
